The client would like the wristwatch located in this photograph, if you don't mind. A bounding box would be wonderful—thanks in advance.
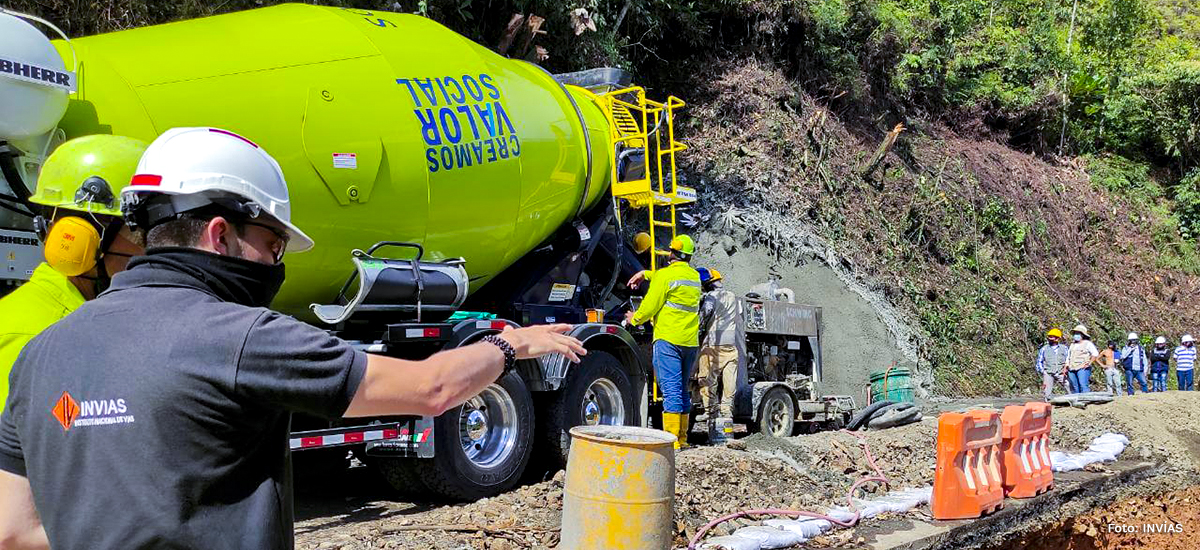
[481,334,516,371]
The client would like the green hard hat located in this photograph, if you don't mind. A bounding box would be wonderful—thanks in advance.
[29,134,149,217]
[669,234,695,255]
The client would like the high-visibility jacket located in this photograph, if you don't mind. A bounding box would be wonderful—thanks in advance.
[0,263,85,405]
[632,261,701,347]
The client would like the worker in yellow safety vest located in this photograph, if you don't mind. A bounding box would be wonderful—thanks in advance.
[625,235,702,449]
[0,135,148,406]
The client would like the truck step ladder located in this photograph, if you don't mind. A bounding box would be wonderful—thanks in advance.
[595,87,694,272]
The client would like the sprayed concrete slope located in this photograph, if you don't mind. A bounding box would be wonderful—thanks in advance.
[691,228,913,399]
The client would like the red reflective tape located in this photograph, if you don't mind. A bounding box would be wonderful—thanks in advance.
[491,321,507,330]
[424,328,441,337]
[130,174,162,186]
[605,325,619,334]
[208,128,259,148]
[383,429,399,439]
[301,437,323,448]
[344,432,364,443]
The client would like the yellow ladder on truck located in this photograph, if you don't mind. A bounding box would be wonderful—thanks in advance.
[595,87,693,272]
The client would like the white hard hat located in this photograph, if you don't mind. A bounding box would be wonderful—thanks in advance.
[1156,336,1167,345]
[122,127,313,252]
[1128,332,1139,341]
[1183,334,1195,343]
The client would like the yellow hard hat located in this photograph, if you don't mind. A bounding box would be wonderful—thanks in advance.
[632,232,652,254]
[669,234,695,255]
[1046,328,1063,338]
[708,268,723,283]
[30,134,150,217]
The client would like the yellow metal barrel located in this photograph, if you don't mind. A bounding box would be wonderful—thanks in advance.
[560,425,676,550]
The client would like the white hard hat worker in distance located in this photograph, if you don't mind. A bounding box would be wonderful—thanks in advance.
[0,127,587,550]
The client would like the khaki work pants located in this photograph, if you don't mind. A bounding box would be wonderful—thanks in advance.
[699,344,739,418]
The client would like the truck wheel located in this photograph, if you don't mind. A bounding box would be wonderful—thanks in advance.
[755,387,796,437]
[417,370,535,500]
[539,351,637,470]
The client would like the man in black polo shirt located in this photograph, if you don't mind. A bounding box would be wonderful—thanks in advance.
[0,127,586,550]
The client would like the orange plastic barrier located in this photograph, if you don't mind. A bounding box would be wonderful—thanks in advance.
[1000,402,1054,498]
[931,410,1005,520]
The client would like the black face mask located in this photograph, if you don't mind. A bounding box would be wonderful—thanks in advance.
[129,247,285,308]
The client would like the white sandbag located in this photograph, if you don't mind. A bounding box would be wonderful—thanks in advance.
[1050,433,1129,472]
[859,487,930,516]
[700,535,762,550]
[763,518,828,540]
[703,486,936,549]
[731,525,805,548]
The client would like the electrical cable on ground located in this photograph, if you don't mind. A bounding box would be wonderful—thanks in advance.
[687,430,890,549]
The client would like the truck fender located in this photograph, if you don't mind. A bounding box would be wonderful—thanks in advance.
[539,323,651,427]
[446,318,547,391]
[739,381,796,423]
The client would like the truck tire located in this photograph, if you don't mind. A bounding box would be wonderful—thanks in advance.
[416,370,535,500]
[538,351,637,470]
[754,386,796,437]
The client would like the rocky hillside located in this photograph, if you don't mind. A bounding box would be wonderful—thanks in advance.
[676,58,1200,395]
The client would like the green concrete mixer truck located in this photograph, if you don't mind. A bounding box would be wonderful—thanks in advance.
[0,3,699,499]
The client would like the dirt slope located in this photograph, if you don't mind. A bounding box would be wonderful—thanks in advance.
[675,58,1200,396]
[693,233,912,398]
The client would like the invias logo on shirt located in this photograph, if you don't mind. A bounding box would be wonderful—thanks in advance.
[51,391,136,431]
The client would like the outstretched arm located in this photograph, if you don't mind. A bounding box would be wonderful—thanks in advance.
[0,470,48,550]
[344,324,586,418]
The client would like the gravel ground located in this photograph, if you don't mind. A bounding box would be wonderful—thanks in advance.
[293,392,1200,550]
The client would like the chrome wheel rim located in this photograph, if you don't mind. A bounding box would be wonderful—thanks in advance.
[459,385,519,469]
[581,378,625,426]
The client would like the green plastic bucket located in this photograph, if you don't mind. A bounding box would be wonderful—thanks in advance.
[870,367,914,403]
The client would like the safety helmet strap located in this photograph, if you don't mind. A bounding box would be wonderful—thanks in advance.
[125,191,263,231]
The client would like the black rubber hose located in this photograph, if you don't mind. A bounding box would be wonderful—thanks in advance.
[847,400,895,431]
[0,145,31,203]
[867,401,915,421]
[0,199,33,218]
[867,407,923,430]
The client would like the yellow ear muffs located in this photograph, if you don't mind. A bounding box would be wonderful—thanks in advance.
[44,216,102,277]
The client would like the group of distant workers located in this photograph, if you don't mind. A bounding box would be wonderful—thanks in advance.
[623,231,745,449]
[1035,324,1196,399]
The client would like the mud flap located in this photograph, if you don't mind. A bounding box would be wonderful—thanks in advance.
[360,416,436,458]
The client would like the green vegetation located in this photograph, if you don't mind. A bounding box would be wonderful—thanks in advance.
[13,0,1196,179]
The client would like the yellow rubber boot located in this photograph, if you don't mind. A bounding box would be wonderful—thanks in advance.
[661,412,680,449]
[678,414,691,450]
[662,412,689,450]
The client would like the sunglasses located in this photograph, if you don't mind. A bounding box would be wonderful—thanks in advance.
[239,220,290,264]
